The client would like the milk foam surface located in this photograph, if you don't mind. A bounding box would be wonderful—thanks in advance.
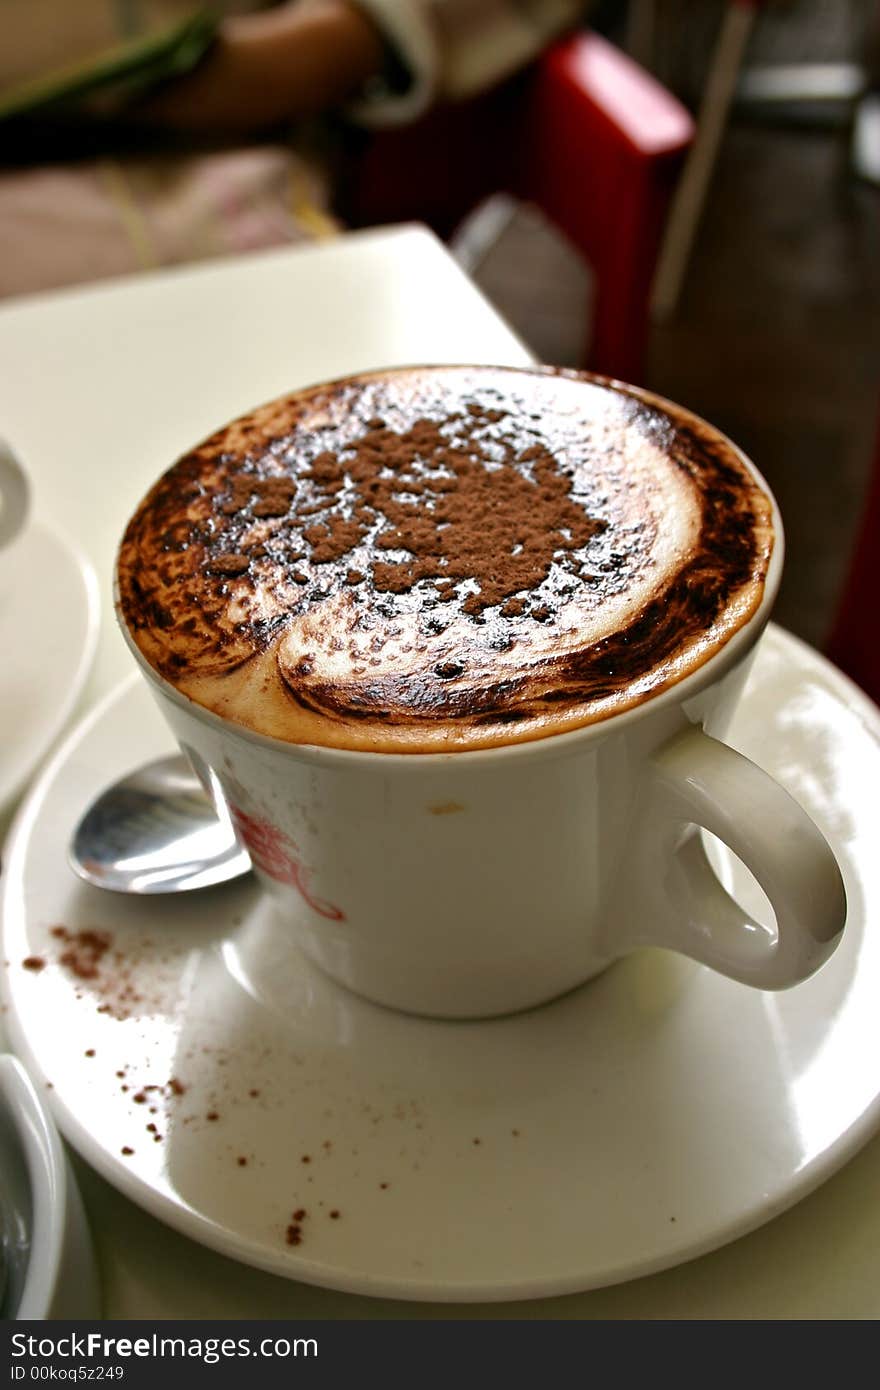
[116,366,774,751]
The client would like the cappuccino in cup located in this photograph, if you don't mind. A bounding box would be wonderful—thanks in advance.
[117,366,773,752]
[116,367,844,1017]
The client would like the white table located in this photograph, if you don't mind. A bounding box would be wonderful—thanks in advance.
[1,225,877,1320]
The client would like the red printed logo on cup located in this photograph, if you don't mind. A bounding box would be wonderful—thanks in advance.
[229,805,345,922]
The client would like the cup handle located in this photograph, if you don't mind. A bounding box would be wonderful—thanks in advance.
[613,726,846,989]
[0,438,30,549]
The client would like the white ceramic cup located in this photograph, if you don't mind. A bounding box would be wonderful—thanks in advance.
[119,486,846,1018]
[0,439,29,551]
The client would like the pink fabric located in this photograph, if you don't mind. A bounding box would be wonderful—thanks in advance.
[0,145,337,300]
[0,1,587,301]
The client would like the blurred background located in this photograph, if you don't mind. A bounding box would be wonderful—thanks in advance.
[462,0,880,655]
[3,0,878,664]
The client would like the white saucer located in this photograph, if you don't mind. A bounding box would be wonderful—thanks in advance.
[1,625,879,1304]
[0,518,99,809]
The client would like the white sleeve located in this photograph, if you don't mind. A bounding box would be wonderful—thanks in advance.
[345,0,440,126]
[347,0,587,127]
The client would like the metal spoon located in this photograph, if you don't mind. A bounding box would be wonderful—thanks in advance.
[69,755,252,894]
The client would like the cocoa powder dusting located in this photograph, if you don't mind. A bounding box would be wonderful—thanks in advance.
[285,1209,307,1246]
[117,366,774,747]
[119,373,617,692]
[43,927,170,1019]
[234,412,607,617]
[52,927,111,980]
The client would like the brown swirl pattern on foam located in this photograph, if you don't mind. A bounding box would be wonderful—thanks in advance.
[116,366,774,751]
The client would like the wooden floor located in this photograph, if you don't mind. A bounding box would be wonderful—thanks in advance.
[471,95,880,654]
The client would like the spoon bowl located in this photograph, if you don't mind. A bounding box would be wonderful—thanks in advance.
[69,754,252,894]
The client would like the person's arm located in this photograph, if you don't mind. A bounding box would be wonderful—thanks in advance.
[137,0,386,133]
[137,0,589,135]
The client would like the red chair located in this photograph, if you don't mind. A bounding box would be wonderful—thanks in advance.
[825,409,880,706]
[343,31,695,385]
